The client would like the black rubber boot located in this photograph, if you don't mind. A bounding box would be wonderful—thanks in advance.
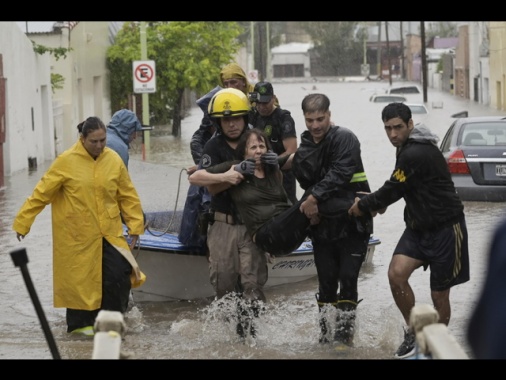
[236,299,262,340]
[236,300,248,340]
[316,293,337,344]
[334,298,361,347]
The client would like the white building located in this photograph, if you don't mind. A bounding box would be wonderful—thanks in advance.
[0,22,54,178]
[271,42,313,78]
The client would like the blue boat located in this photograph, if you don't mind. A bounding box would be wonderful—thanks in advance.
[129,212,381,302]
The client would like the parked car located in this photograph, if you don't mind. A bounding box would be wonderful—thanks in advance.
[369,94,407,103]
[386,85,421,94]
[405,103,429,114]
[439,115,506,202]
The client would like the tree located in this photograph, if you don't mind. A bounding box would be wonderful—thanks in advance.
[236,22,285,81]
[107,22,140,111]
[425,22,458,39]
[301,22,363,76]
[107,21,244,137]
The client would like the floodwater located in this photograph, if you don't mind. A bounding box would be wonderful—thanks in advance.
[1,79,505,360]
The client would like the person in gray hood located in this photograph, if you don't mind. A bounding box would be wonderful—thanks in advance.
[106,109,142,168]
[349,102,469,359]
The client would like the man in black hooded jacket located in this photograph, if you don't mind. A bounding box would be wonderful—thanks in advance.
[349,102,469,359]
[292,93,373,348]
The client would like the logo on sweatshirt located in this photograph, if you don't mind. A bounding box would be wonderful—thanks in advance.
[393,168,406,182]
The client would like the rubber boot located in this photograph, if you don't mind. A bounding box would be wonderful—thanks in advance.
[236,299,248,340]
[316,293,337,344]
[236,299,261,340]
[334,298,361,347]
[248,300,264,338]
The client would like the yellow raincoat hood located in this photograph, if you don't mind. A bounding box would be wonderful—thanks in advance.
[219,63,255,95]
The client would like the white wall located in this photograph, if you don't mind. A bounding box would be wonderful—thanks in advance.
[0,22,54,176]
[29,22,113,151]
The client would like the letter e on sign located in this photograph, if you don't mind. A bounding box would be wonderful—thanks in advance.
[133,60,156,94]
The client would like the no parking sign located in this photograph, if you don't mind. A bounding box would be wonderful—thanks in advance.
[133,60,156,94]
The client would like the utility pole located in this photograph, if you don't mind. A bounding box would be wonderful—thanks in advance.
[140,22,150,161]
[363,31,367,65]
[258,22,264,79]
[421,21,428,103]
[400,21,405,80]
[250,22,255,73]
[266,21,271,82]
[386,21,392,86]
[376,21,382,78]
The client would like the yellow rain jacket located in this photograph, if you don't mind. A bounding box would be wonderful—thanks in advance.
[13,140,145,310]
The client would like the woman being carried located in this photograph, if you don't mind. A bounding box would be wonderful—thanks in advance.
[191,129,364,256]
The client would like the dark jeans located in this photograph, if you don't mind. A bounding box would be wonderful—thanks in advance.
[282,170,298,205]
[254,196,355,256]
[66,238,132,332]
[254,200,309,256]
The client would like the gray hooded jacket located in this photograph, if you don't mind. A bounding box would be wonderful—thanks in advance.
[106,109,142,168]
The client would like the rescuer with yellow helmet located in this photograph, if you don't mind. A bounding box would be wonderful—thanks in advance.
[207,88,251,142]
[189,87,267,341]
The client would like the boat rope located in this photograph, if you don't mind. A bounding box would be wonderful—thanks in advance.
[144,167,188,237]
[132,166,188,258]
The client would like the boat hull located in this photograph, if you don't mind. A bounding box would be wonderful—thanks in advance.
[131,231,380,302]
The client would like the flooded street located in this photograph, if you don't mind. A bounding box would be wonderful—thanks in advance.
[1,79,505,359]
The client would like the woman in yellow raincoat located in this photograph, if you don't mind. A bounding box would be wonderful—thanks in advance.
[13,116,145,336]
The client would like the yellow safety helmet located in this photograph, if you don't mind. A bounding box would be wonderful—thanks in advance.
[208,88,250,119]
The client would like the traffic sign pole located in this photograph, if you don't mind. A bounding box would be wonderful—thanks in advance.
[140,22,150,161]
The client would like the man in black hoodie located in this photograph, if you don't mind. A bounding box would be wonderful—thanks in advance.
[349,102,469,359]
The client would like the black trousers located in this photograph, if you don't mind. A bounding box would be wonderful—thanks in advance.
[254,195,354,256]
[282,170,298,205]
[66,238,132,332]
[312,234,369,303]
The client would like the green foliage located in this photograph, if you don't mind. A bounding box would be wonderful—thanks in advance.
[107,22,141,111]
[51,73,65,93]
[236,22,285,80]
[426,22,458,39]
[107,21,244,136]
[32,41,72,94]
[302,22,363,76]
[437,58,443,73]
[31,41,72,61]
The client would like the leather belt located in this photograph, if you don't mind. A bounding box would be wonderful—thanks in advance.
[214,211,236,225]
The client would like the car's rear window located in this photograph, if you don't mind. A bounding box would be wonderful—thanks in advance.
[370,95,406,103]
[388,86,420,94]
[461,122,506,146]
[408,105,428,114]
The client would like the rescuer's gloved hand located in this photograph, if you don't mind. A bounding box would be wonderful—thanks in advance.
[261,151,279,168]
[234,159,255,176]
